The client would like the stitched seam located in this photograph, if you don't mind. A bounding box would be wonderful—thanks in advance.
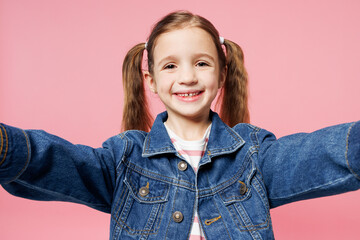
[125,160,196,190]
[122,130,147,139]
[209,144,244,157]
[220,172,270,229]
[220,187,251,203]
[229,204,243,232]
[111,187,127,237]
[128,160,193,187]
[128,149,256,198]
[3,129,31,184]
[201,173,211,239]
[253,175,270,210]
[113,201,165,235]
[249,178,270,228]
[221,168,270,232]
[236,203,255,233]
[223,175,271,233]
[9,130,31,182]
[165,186,179,239]
[199,153,251,194]
[198,125,244,155]
[199,149,256,198]
[144,147,176,154]
[0,125,3,159]
[212,198,232,239]
[112,134,168,236]
[116,193,133,233]
[0,125,8,166]
[186,189,197,240]
[127,174,169,200]
[218,152,254,202]
[345,122,360,180]
[207,143,241,154]
[153,204,166,234]
[250,127,260,149]
[147,200,166,234]
[236,202,262,232]
[114,184,127,218]
[145,134,150,153]
[203,172,232,240]
[224,124,244,144]
[229,204,270,232]
[116,134,128,172]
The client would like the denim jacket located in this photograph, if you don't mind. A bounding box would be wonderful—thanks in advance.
[1,111,360,240]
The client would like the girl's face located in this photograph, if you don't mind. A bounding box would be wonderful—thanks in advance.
[145,27,226,123]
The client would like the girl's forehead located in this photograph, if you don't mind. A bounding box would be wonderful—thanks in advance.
[156,27,212,44]
[153,27,217,59]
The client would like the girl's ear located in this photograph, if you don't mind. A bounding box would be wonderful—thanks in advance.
[219,66,227,88]
[143,70,157,93]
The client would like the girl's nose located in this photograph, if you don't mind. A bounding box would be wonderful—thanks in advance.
[179,67,197,85]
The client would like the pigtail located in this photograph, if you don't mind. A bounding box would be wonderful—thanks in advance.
[218,39,250,126]
[121,43,153,132]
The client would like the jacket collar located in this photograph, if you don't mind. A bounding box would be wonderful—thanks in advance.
[142,111,245,158]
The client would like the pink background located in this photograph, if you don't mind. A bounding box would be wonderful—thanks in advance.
[1,0,360,239]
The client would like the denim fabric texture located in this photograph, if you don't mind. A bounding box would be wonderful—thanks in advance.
[1,111,360,240]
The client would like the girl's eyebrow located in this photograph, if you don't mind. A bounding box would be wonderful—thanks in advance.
[193,53,215,62]
[157,55,177,67]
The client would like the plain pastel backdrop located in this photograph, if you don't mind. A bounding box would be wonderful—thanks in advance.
[1,0,360,239]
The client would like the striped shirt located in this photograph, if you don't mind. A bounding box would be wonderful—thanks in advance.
[165,123,212,240]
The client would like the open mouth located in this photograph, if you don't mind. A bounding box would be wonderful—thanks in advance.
[176,91,202,97]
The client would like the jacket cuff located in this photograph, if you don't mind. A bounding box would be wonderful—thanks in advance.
[346,121,360,179]
[0,124,30,184]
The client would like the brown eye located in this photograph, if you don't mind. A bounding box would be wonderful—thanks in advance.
[164,64,176,69]
[196,61,209,67]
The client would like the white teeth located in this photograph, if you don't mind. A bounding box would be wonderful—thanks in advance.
[178,92,199,97]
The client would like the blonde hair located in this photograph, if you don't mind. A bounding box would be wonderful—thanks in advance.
[121,11,249,131]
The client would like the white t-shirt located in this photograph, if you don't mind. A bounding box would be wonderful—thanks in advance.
[165,123,212,240]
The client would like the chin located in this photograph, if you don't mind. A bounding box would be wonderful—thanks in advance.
[180,111,209,120]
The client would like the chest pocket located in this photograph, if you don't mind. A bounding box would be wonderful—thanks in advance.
[219,167,270,232]
[112,168,170,238]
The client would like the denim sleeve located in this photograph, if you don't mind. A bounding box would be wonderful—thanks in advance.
[257,121,360,208]
[0,123,124,213]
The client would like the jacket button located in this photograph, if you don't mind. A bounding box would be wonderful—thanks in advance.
[172,211,184,223]
[239,181,247,195]
[178,161,188,171]
[139,187,149,197]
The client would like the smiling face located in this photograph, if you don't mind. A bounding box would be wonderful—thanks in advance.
[145,27,226,124]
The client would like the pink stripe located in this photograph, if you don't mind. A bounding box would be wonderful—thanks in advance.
[194,216,199,223]
[194,167,198,172]
[170,138,176,143]
[183,150,204,156]
[178,150,186,155]
[189,235,206,240]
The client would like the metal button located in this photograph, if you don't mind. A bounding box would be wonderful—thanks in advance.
[178,161,188,171]
[172,211,183,223]
[139,186,149,197]
[239,181,247,195]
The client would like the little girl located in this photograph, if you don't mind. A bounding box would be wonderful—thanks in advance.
[1,11,359,240]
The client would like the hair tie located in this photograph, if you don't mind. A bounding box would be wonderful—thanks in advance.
[145,42,148,49]
[219,36,224,45]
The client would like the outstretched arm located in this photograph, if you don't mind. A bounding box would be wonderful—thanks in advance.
[256,121,360,208]
[0,123,125,213]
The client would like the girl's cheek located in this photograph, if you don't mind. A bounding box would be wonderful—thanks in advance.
[158,84,170,93]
